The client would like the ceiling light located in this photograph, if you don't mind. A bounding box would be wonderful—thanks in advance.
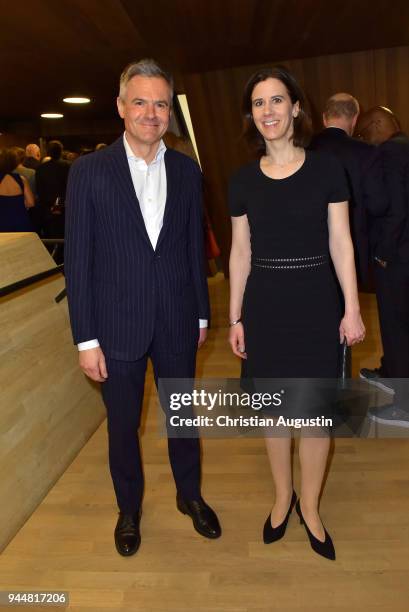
[63,97,91,104]
[41,113,64,119]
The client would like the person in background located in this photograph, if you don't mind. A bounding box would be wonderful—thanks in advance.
[310,94,388,379]
[11,146,36,195]
[23,143,41,170]
[310,93,387,285]
[21,145,42,233]
[35,140,70,241]
[0,147,35,231]
[64,151,79,163]
[357,106,409,427]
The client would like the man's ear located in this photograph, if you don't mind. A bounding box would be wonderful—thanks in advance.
[117,97,124,119]
[322,113,329,128]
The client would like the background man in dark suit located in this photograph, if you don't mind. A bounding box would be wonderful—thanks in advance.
[310,93,387,380]
[65,59,221,556]
[310,93,387,285]
[36,140,70,249]
[357,106,409,427]
[36,140,70,213]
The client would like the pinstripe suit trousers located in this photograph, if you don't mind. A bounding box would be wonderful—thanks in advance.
[101,317,201,513]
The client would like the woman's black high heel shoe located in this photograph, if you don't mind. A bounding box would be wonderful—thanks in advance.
[263,490,297,544]
[295,499,335,560]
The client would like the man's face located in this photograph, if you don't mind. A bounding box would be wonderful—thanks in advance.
[117,75,171,149]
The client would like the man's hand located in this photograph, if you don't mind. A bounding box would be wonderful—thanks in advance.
[79,346,108,382]
[198,327,207,349]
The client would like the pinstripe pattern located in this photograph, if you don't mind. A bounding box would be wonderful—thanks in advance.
[102,340,201,512]
[65,136,210,361]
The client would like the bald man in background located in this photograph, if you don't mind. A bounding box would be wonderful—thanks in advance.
[310,94,387,383]
[23,143,41,170]
[310,93,387,285]
[357,106,409,426]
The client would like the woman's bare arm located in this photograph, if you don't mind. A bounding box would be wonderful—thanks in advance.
[21,175,35,208]
[229,215,251,357]
[328,201,365,345]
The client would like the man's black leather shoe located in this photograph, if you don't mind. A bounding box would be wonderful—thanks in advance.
[176,494,221,539]
[114,511,141,556]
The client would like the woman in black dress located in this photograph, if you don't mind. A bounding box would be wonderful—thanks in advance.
[0,148,35,231]
[228,66,365,560]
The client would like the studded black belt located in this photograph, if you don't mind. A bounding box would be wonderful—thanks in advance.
[252,254,328,269]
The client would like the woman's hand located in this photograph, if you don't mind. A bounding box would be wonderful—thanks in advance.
[229,322,247,359]
[339,312,365,346]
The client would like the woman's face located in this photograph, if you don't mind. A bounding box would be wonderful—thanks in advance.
[251,77,300,144]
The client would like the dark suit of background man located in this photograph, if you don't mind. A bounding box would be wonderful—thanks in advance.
[36,140,70,247]
[310,93,387,380]
[310,93,387,286]
[65,59,221,556]
[356,106,409,427]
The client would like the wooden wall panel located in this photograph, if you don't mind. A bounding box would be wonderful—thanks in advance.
[0,234,105,552]
[374,46,409,126]
[0,133,32,149]
[182,46,409,276]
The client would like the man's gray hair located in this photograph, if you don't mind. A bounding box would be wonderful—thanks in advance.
[323,94,360,120]
[119,58,174,101]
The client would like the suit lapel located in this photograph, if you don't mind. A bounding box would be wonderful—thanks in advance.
[106,136,153,249]
[156,149,180,250]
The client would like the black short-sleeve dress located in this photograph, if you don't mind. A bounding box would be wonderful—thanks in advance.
[229,150,350,379]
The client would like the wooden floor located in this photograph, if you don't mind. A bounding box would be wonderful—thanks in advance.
[1,274,409,612]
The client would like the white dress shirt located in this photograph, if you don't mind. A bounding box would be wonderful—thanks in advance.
[78,133,207,352]
[124,132,167,250]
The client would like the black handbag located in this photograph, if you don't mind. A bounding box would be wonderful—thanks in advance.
[340,339,351,381]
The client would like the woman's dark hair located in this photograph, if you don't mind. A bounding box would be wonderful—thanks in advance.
[242,65,312,154]
[0,148,19,174]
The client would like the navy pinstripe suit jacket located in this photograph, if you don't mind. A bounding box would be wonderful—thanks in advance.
[64,136,210,361]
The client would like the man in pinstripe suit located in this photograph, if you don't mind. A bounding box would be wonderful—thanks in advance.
[65,59,221,556]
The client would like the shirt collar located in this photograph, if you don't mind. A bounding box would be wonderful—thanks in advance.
[326,126,347,133]
[123,132,166,164]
